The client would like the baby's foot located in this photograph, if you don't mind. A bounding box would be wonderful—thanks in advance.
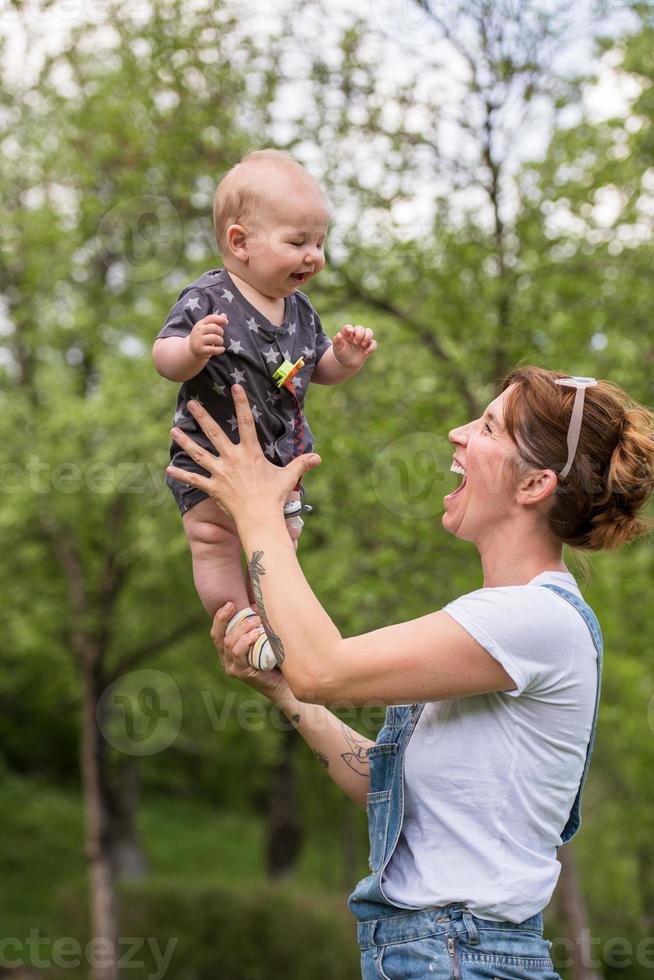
[225,606,277,671]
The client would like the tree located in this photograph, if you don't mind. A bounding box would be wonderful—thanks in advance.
[1,1,279,975]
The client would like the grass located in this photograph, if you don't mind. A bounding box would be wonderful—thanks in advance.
[1,770,356,942]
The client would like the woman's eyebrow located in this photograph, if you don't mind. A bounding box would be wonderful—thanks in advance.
[485,411,504,431]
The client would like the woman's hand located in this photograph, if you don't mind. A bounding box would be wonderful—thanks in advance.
[210,602,293,702]
[166,384,321,525]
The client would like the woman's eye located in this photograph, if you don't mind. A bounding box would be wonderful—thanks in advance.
[484,421,493,433]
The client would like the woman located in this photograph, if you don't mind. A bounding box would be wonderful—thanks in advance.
[167,365,654,979]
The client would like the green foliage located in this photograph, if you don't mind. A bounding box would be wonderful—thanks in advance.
[2,1,654,972]
[54,880,360,980]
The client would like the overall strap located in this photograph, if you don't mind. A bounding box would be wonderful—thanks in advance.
[539,583,603,844]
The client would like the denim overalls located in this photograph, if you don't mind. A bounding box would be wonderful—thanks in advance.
[349,585,603,980]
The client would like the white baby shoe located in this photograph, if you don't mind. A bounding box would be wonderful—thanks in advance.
[225,606,277,671]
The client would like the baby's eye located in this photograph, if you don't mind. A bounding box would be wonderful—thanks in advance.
[290,240,305,247]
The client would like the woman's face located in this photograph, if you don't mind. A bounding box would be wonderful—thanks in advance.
[443,386,522,543]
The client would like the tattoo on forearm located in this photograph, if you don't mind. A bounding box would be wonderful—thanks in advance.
[340,724,371,777]
[314,749,329,769]
[248,550,285,666]
[291,714,300,724]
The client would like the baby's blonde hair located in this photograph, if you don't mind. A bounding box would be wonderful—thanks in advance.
[212,148,321,254]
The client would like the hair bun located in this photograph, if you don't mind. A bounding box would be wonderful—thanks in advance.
[588,406,654,549]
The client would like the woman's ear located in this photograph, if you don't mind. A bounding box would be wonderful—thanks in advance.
[225,223,248,262]
[516,468,558,508]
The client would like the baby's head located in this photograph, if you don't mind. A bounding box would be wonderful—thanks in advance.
[213,149,330,299]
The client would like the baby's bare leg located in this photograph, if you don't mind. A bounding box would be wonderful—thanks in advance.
[183,497,250,617]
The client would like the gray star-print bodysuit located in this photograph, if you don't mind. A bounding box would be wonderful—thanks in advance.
[157,269,332,515]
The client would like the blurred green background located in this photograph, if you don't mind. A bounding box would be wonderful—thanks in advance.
[1,0,654,977]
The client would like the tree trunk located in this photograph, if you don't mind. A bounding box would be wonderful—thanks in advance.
[107,759,149,881]
[80,659,118,980]
[265,728,303,878]
[557,846,602,980]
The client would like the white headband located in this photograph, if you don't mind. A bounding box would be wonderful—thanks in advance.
[555,376,598,478]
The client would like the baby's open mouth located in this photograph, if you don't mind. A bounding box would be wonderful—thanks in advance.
[291,272,310,283]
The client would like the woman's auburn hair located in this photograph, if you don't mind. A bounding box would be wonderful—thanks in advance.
[501,365,654,551]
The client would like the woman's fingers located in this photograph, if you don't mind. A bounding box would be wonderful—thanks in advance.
[231,384,260,450]
[185,399,232,456]
[210,602,232,653]
[169,427,218,473]
[166,464,212,493]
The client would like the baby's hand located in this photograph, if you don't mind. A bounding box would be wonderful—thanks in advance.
[189,313,228,359]
[332,324,377,370]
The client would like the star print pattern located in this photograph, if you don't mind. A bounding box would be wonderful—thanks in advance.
[157,269,333,515]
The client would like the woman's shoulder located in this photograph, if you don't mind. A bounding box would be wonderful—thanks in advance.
[443,572,595,698]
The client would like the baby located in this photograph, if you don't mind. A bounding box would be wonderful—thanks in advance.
[153,150,377,669]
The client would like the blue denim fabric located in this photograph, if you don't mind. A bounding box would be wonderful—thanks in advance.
[359,902,559,979]
[350,585,603,979]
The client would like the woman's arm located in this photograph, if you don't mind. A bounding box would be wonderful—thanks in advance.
[167,388,516,707]
[275,692,374,809]
[211,604,373,809]
[240,527,516,705]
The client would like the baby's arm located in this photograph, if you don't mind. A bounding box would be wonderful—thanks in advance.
[153,313,228,382]
[311,323,377,385]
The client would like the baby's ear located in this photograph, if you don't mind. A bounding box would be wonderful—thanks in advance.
[225,223,248,261]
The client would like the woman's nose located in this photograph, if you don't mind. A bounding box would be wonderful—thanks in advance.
[448,421,470,444]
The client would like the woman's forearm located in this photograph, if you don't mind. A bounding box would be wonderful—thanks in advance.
[273,689,373,809]
[237,514,343,700]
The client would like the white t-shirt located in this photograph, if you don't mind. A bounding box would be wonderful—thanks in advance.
[381,571,599,923]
